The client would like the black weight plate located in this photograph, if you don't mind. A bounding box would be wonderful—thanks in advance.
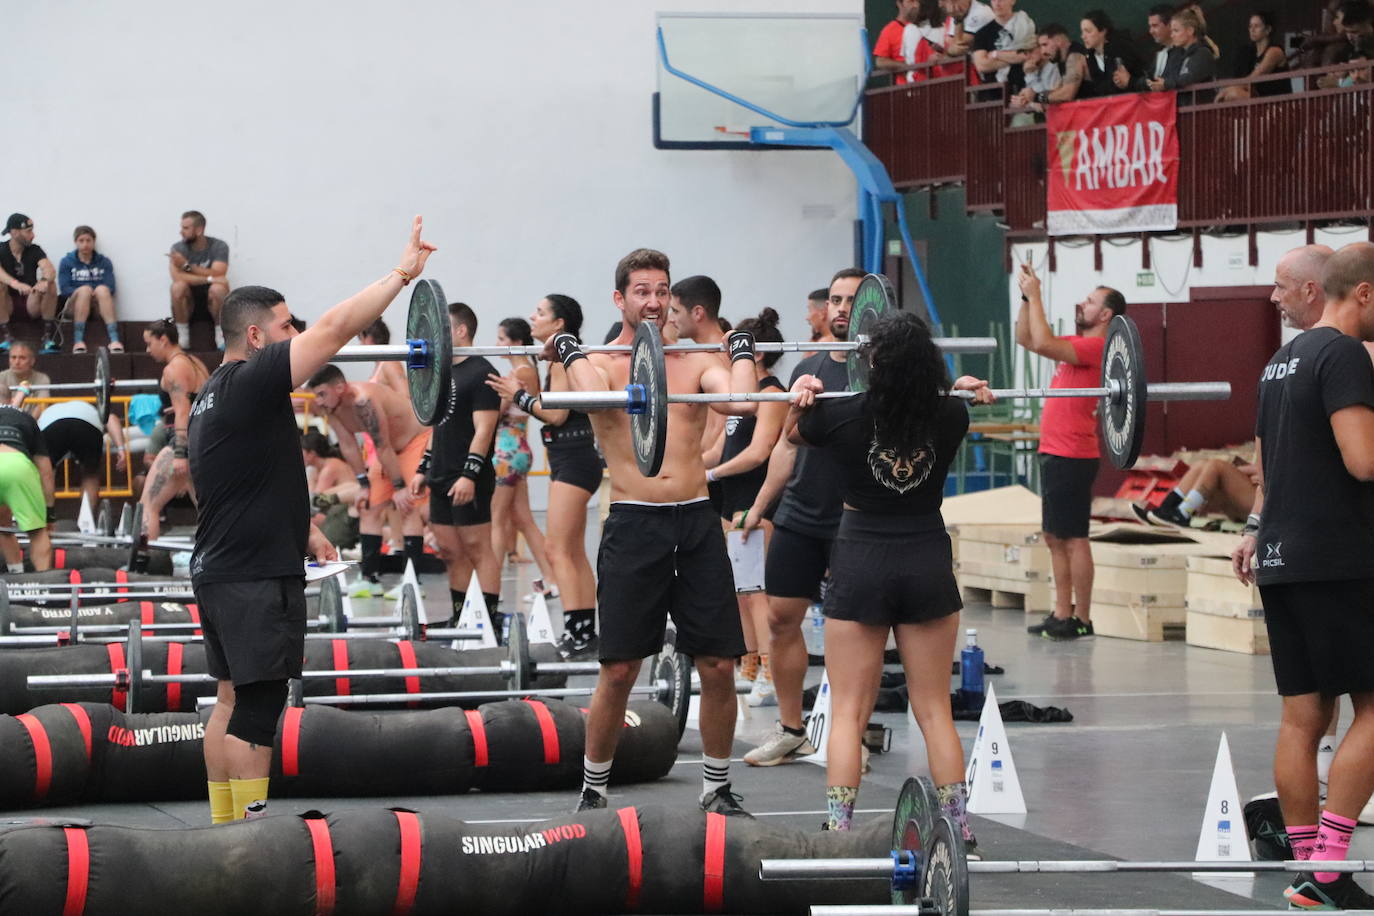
[320,575,346,632]
[507,609,531,692]
[125,623,144,715]
[1100,315,1148,470]
[0,584,11,636]
[891,776,938,905]
[400,581,421,641]
[126,503,145,572]
[94,347,112,423]
[631,322,668,477]
[118,503,134,537]
[847,273,898,393]
[405,278,453,426]
[921,815,969,916]
[651,631,693,739]
[97,500,115,538]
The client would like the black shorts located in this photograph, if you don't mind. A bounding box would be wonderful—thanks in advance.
[1260,578,1374,696]
[429,468,495,526]
[548,445,602,494]
[1039,454,1099,539]
[824,511,962,626]
[596,500,746,661]
[765,524,833,601]
[42,418,103,470]
[193,577,308,685]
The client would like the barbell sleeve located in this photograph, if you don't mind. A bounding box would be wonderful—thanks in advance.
[761,858,1374,880]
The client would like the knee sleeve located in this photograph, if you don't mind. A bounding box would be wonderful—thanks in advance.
[227,679,289,746]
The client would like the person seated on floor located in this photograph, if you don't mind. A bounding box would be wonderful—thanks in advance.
[59,225,123,353]
[302,430,361,550]
[1134,457,1259,529]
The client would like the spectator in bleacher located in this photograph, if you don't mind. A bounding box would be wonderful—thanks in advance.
[168,210,230,351]
[1008,38,1063,122]
[1147,9,1217,95]
[970,0,1036,86]
[875,0,935,84]
[1122,5,1179,91]
[58,226,122,354]
[1216,11,1290,100]
[1178,1,1222,59]
[937,0,995,76]
[0,214,60,355]
[1033,24,1088,103]
[912,0,948,52]
[1079,10,1140,98]
[1299,0,1359,70]
[806,288,830,343]
[0,341,51,418]
[1317,1,1374,87]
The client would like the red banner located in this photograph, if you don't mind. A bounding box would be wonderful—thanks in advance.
[1046,92,1179,236]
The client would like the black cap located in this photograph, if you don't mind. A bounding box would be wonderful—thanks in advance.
[2,214,32,236]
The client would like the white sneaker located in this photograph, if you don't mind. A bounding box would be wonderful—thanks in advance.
[743,721,816,767]
[348,578,383,599]
[745,674,777,707]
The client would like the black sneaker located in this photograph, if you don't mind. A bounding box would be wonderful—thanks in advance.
[1041,615,1092,640]
[700,783,754,818]
[557,631,599,662]
[575,788,607,812]
[1146,503,1192,529]
[1130,503,1152,525]
[1287,871,1374,909]
[1026,613,1056,635]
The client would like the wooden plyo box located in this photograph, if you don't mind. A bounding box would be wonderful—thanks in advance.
[1086,527,1236,642]
[1184,555,1269,655]
[952,525,1053,614]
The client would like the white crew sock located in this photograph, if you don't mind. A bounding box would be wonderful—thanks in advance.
[176,323,191,349]
[582,756,612,799]
[702,754,731,799]
[1179,488,1206,518]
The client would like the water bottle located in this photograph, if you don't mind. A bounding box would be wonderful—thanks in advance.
[960,629,985,710]
[802,603,826,658]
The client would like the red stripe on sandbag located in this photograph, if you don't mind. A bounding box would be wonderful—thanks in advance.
[464,710,488,767]
[703,812,726,913]
[166,642,183,711]
[140,601,154,626]
[396,641,421,707]
[186,603,201,636]
[331,640,350,697]
[69,569,81,585]
[304,817,336,916]
[522,699,560,765]
[60,704,93,761]
[115,568,128,600]
[106,643,127,711]
[391,811,422,916]
[282,707,304,777]
[617,807,643,910]
[62,827,90,916]
[16,714,52,800]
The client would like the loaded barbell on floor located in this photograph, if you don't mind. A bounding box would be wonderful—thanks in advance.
[537,275,1231,474]
[763,778,1367,916]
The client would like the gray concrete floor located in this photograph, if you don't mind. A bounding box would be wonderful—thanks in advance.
[5,507,1357,912]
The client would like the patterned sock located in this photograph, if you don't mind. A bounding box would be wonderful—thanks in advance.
[1287,824,1319,861]
[482,592,502,634]
[582,756,612,799]
[937,781,975,844]
[229,776,271,821]
[565,608,595,640]
[359,534,383,580]
[1317,739,1336,792]
[702,754,731,799]
[1312,810,1357,882]
[107,324,120,344]
[1179,488,1206,518]
[207,780,234,824]
[826,785,858,831]
[402,536,425,575]
[73,321,86,344]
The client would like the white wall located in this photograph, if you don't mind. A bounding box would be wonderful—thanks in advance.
[0,0,861,352]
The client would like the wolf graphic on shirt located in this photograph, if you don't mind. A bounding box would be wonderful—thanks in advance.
[867,438,935,493]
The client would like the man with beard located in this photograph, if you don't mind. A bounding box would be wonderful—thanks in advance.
[558,248,759,815]
[1015,266,1126,640]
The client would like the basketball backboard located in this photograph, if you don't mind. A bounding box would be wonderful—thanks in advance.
[653,11,866,150]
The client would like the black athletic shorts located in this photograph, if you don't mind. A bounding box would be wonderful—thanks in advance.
[1039,454,1099,539]
[1260,578,1374,696]
[824,511,961,626]
[429,469,495,526]
[596,499,746,662]
[193,576,308,685]
[42,418,103,469]
[548,445,602,494]
[765,524,834,601]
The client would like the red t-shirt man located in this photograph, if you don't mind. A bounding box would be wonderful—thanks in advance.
[1038,335,1106,458]
[874,18,934,85]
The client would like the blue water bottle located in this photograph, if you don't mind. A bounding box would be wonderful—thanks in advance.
[960,629,985,710]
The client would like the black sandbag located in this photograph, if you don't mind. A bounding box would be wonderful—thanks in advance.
[91,706,208,803]
[2,640,212,715]
[0,805,889,915]
[2,599,201,632]
[50,546,173,576]
[0,701,95,807]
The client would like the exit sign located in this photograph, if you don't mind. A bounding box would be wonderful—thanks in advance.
[1136,271,1155,287]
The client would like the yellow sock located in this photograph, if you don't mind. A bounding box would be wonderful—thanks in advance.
[208,780,234,824]
[229,777,272,820]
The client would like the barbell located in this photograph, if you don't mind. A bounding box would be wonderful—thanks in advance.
[762,777,1357,916]
[536,275,1232,475]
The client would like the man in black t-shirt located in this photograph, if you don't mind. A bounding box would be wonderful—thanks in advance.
[410,301,503,631]
[1234,243,1374,911]
[0,214,60,354]
[0,403,55,571]
[189,217,434,824]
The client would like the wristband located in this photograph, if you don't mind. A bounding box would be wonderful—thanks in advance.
[1243,513,1261,537]
[726,329,756,364]
[1035,91,1048,105]
[173,445,189,460]
[356,473,371,489]
[513,389,537,413]
[417,449,432,476]
[46,505,56,524]
[706,469,718,483]
[460,452,486,481]
[393,267,412,286]
[552,333,586,369]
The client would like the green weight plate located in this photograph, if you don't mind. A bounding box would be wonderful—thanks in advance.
[921,815,969,916]
[507,609,532,692]
[94,347,112,423]
[847,274,899,393]
[1100,315,1148,470]
[405,279,453,426]
[631,322,668,477]
[892,776,939,905]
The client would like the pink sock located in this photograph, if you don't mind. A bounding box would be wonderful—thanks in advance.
[1312,811,1357,883]
[1287,824,1318,861]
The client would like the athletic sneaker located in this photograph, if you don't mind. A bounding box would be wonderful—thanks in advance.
[1041,615,1094,640]
[745,673,777,707]
[1286,872,1374,909]
[1130,503,1153,525]
[40,336,59,355]
[242,801,269,820]
[1147,503,1192,529]
[575,788,607,812]
[348,578,383,599]
[0,336,9,352]
[383,583,405,601]
[700,784,753,818]
[557,631,598,662]
[744,722,816,766]
[1026,613,1056,635]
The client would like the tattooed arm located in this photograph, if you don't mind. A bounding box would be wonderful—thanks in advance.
[165,362,196,476]
[355,396,405,490]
